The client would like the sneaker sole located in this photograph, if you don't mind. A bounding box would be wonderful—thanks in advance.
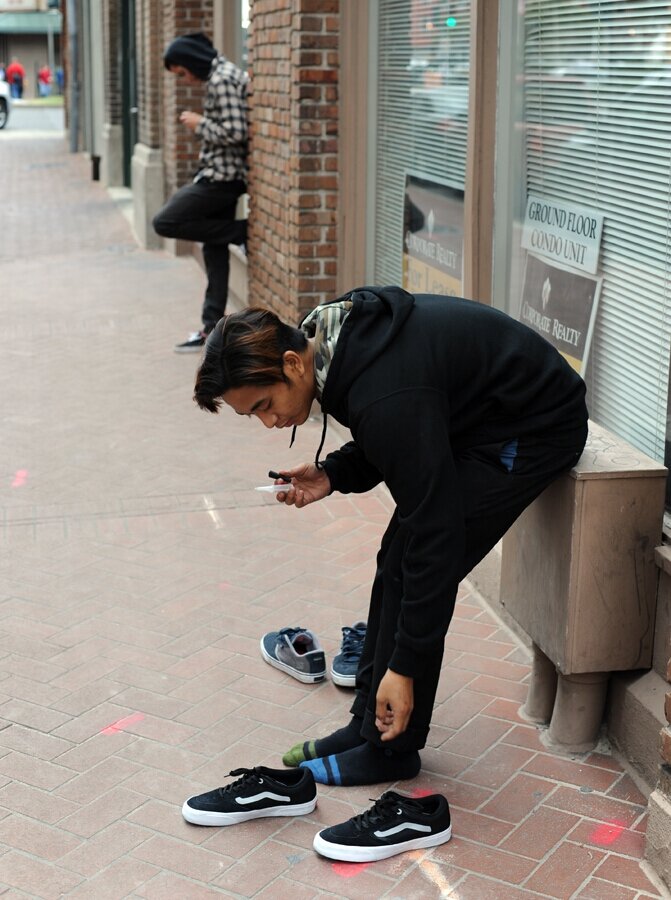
[174,345,205,354]
[330,667,356,687]
[312,824,452,862]
[259,638,326,684]
[183,796,318,826]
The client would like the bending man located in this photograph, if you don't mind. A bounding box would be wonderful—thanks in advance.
[194,286,588,786]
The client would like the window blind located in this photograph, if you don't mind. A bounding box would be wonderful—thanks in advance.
[520,0,671,462]
[373,0,471,283]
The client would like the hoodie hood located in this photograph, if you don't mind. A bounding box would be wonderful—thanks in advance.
[163,33,218,81]
[302,286,415,415]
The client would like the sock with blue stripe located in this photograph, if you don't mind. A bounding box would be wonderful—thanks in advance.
[299,740,421,786]
[282,716,364,767]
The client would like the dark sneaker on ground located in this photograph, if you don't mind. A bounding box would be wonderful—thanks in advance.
[313,790,452,862]
[330,620,366,687]
[174,330,207,353]
[182,766,317,826]
[260,627,326,683]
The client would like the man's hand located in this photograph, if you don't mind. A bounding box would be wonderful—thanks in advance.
[179,110,204,132]
[375,669,414,741]
[273,463,331,509]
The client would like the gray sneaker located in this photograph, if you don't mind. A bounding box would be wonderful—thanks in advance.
[260,627,326,684]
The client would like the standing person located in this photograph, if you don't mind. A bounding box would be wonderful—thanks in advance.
[192,287,589,787]
[153,32,248,353]
[37,64,52,97]
[5,58,25,99]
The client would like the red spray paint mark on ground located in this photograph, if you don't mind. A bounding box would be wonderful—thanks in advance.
[589,819,627,846]
[411,788,434,798]
[11,470,28,488]
[331,862,371,878]
[100,712,145,735]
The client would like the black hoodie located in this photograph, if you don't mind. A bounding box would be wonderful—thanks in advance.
[316,286,587,679]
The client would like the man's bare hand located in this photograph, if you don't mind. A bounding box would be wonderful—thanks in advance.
[179,110,203,132]
[375,669,414,741]
[273,463,331,509]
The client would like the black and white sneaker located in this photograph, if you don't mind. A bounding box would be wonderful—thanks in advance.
[174,330,207,353]
[313,790,451,862]
[182,766,317,826]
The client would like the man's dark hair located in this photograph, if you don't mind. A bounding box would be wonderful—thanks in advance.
[194,307,308,413]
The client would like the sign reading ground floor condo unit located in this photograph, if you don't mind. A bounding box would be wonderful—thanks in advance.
[402,174,463,297]
[519,196,604,374]
[521,195,603,275]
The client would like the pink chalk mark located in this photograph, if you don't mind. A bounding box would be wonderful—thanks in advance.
[100,712,145,735]
[331,862,371,878]
[11,469,28,488]
[218,582,230,590]
[411,787,434,798]
[589,819,627,846]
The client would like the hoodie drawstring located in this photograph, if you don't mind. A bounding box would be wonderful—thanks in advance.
[288,414,328,469]
[315,413,328,470]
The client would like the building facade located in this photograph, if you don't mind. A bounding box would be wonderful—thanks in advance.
[67,0,671,886]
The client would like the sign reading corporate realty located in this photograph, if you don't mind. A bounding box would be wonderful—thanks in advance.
[521,196,603,275]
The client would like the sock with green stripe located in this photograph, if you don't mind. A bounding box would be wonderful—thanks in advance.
[282,716,365,767]
[299,741,421,786]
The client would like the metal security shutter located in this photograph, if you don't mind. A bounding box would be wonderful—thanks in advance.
[372,0,471,283]
[521,0,671,461]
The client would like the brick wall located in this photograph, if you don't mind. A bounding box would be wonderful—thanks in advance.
[160,0,214,196]
[248,0,340,322]
[104,1,121,125]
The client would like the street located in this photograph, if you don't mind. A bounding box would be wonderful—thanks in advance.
[0,109,665,898]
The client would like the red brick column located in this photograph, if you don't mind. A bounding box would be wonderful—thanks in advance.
[160,0,214,196]
[248,0,340,321]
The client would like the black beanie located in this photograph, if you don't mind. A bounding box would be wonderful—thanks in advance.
[163,32,218,81]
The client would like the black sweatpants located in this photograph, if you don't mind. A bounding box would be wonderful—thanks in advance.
[350,425,588,752]
[152,179,247,331]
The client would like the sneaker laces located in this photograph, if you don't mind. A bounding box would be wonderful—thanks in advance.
[352,791,421,832]
[218,767,264,796]
[339,624,366,661]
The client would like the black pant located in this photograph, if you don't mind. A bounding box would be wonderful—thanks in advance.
[351,424,588,752]
[153,179,247,331]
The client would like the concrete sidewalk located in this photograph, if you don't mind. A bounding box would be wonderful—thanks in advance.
[0,132,667,899]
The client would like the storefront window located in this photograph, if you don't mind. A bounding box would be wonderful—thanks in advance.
[371,0,471,287]
[494,1,671,478]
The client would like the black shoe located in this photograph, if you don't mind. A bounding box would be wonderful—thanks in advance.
[313,790,451,862]
[174,330,207,353]
[182,766,317,826]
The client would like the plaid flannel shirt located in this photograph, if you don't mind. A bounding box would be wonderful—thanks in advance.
[194,56,248,184]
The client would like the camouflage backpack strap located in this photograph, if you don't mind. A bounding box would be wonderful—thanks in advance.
[301,300,353,401]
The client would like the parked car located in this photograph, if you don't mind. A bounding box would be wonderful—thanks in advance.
[0,80,11,129]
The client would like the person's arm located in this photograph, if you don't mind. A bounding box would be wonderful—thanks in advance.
[196,70,247,147]
[355,388,464,679]
[321,441,383,494]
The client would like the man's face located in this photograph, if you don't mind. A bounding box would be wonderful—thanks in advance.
[222,352,315,431]
[168,64,201,86]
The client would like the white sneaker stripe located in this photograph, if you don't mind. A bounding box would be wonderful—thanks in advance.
[235,791,291,806]
[374,822,433,838]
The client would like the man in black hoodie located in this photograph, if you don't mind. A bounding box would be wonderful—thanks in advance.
[153,33,248,353]
[194,287,588,786]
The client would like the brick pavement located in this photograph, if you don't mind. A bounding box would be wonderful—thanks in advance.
[0,129,668,898]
